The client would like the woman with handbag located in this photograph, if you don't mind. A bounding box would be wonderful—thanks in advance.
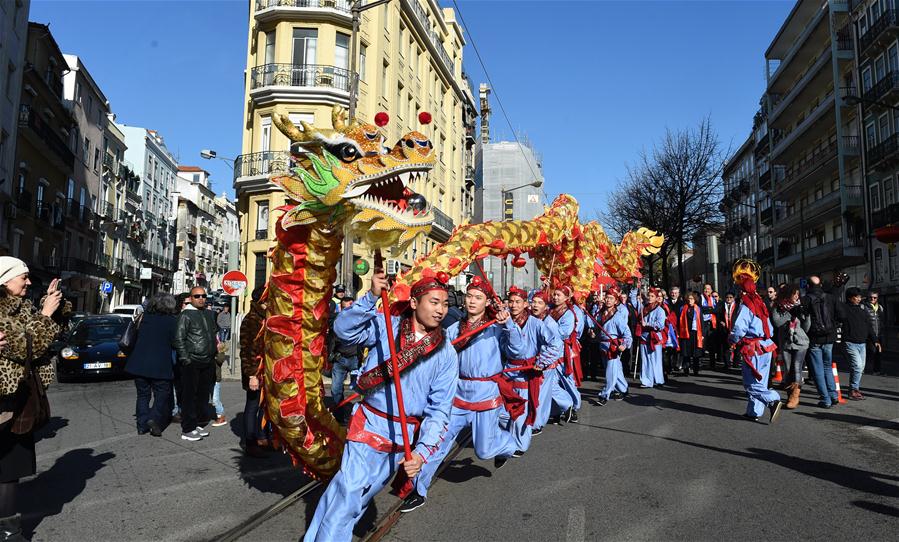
[124,293,178,437]
[0,257,64,541]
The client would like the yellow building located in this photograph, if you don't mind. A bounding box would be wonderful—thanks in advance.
[234,0,477,310]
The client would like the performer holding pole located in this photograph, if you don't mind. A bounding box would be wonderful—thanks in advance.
[593,287,633,406]
[630,283,667,388]
[529,290,570,433]
[549,285,582,423]
[304,270,458,542]
[404,277,524,512]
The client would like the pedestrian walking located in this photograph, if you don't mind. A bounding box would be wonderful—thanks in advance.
[699,283,719,370]
[863,291,884,375]
[594,287,632,406]
[837,287,879,400]
[770,285,810,410]
[0,257,64,541]
[216,305,232,343]
[801,276,841,408]
[173,287,218,441]
[240,287,270,457]
[123,293,178,436]
[677,292,703,376]
[716,292,739,370]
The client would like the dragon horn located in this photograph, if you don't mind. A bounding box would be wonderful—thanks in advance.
[332,105,348,131]
[273,113,314,143]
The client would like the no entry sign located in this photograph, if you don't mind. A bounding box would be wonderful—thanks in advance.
[222,270,249,296]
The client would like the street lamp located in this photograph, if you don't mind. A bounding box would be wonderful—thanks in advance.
[843,94,899,112]
[500,180,542,292]
[200,149,235,170]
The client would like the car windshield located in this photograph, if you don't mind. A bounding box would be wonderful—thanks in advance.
[71,321,128,344]
[112,308,134,314]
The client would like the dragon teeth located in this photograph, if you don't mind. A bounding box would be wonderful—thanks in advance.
[399,172,411,185]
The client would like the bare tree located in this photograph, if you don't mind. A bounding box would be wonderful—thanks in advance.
[600,118,726,288]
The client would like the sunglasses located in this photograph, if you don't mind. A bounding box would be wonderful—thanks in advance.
[192,294,207,299]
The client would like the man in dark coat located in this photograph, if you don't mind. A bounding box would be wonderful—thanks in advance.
[173,287,218,441]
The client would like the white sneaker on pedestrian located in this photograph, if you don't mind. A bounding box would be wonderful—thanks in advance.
[195,427,210,437]
[181,429,204,441]
[212,415,228,427]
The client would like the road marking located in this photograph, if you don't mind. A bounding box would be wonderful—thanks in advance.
[565,506,585,542]
[860,418,899,448]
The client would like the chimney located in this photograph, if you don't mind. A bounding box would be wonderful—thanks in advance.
[479,84,491,146]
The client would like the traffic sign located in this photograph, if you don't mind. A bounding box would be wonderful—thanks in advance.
[222,270,249,295]
[101,281,113,294]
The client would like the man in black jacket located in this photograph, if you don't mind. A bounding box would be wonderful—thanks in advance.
[863,291,884,375]
[801,276,840,408]
[173,286,219,441]
[838,288,879,400]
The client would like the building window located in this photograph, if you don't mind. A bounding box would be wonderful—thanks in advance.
[879,113,891,142]
[359,44,367,82]
[871,182,882,211]
[254,252,267,292]
[862,66,873,92]
[292,28,317,66]
[381,61,388,97]
[886,177,896,207]
[256,200,269,234]
[335,32,350,71]
[94,148,100,170]
[5,62,14,99]
[875,53,886,82]
[866,121,877,146]
[264,31,275,65]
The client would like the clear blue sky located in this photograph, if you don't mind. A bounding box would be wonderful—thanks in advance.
[30,0,793,214]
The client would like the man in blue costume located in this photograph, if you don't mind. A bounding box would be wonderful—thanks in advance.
[593,287,633,406]
[630,285,667,388]
[727,259,783,424]
[549,286,582,424]
[529,290,569,434]
[500,286,562,450]
[402,276,524,512]
[304,271,458,542]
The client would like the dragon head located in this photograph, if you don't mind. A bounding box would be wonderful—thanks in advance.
[270,105,435,249]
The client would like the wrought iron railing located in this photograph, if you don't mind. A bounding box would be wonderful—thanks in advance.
[432,207,454,234]
[402,0,453,76]
[256,0,350,12]
[250,63,352,91]
[18,104,75,167]
[860,9,899,53]
[233,151,291,181]
[863,71,899,105]
[867,132,899,166]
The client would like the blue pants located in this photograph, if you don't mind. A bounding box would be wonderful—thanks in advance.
[304,440,401,542]
[413,404,516,497]
[807,343,838,406]
[639,344,665,387]
[556,368,581,412]
[212,381,224,417]
[600,356,628,399]
[535,367,572,429]
[845,342,866,391]
[134,377,172,431]
[331,355,359,406]
[742,351,781,417]
[498,384,532,452]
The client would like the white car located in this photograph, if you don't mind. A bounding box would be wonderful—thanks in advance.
[110,304,144,320]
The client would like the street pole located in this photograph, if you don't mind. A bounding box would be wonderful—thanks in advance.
[227,240,239,373]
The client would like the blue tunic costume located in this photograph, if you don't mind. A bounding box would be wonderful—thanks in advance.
[630,289,666,387]
[728,304,780,418]
[552,307,582,413]
[597,304,633,400]
[412,318,523,498]
[500,314,562,450]
[532,315,570,430]
[304,292,458,542]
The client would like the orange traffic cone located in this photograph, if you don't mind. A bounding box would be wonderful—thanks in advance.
[772,356,784,385]
[832,362,847,404]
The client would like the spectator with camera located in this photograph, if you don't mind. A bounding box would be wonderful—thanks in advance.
[801,275,840,408]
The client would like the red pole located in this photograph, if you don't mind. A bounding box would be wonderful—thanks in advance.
[380,290,413,461]
[451,318,496,346]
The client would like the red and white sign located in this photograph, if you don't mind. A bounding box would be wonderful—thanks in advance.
[222,270,248,295]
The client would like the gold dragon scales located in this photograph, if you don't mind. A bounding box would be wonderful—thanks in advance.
[260,106,662,480]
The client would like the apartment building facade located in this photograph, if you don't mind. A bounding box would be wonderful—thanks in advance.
[234,0,477,309]
[0,0,30,248]
[173,166,231,293]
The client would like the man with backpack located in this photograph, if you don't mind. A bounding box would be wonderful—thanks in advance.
[801,276,840,408]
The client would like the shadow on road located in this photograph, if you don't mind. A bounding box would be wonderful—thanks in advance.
[439,456,492,486]
[33,416,69,443]
[623,392,748,421]
[852,499,899,518]
[19,448,115,538]
[795,411,899,431]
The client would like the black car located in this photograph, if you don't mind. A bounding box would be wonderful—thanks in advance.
[56,315,131,382]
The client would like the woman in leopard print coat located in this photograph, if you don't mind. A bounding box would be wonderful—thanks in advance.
[0,257,64,540]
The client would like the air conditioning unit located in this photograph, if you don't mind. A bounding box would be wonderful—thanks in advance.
[4,202,16,220]
[386,259,401,276]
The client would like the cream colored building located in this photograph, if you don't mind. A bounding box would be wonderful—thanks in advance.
[234,0,477,310]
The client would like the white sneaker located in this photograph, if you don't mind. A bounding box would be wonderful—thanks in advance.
[181,429,204,441]
[195,427,210,437]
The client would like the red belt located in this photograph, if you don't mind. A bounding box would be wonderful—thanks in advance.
[346,402,422,454]
[563,338,583,386]
[505,358,541,426]
[457,373,526,418]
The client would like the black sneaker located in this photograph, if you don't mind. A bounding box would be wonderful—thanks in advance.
[531,427,543,436]
[611,392,624,401]
[137,427,149,435]
[594,396,608,406]
[494,456,508,469]
[512,450,525,458]
[569,410,579,423]
[742,414,760,422]
[817,401,832,409]
[148,420,162,437]
[399,491,426,513]
[548,416,561,426]
[768,401,783,424]
[563,408,574,423]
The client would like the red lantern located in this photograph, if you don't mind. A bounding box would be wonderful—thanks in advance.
[874,225,899,244]
[418,111,432,125]
[374,112,389,127]
[511,257,527,268]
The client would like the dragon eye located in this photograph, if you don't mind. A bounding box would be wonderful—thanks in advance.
[333,143,359,162]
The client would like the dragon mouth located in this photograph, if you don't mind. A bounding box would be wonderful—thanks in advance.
[348,170,432,226]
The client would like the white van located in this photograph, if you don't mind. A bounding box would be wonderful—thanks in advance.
[111,304,144,320]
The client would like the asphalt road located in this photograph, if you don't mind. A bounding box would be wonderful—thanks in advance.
[18,367,899,542]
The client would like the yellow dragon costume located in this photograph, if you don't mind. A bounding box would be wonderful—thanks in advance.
[259,106,662,480]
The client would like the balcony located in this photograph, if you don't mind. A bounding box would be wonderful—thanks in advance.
[775,138,839,195]
[248,64,352,107]
[774,191,840,234]
[18,104,75,169]
[254,0,351,25]
[863,71,899,110]
[62,257,106,279]
[760,206,773,226]
[14,190,32,210]
[402,0,454,78]
[867,133,899,170]
[771,93,835,161]
[97,201,114,219]
[842,135,860,156]
[429,207,455,242]
[859,9,899,55]
[233,151,291,184]
[872,202,899,229]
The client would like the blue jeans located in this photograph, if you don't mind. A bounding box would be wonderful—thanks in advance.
[134,377,173,430]
[218,328,231,343]
[845,342,866,391]
[212,381,224,416]
[330,356,359,406]
[807,343,838,406]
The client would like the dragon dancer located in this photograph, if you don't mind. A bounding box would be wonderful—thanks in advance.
[630,286,667,388]
[594,287,633,406]
[529,290,569,433]
[727,259,783,424]
[550,286,582,423]
[304,272,458,542]
[404,277,524,513]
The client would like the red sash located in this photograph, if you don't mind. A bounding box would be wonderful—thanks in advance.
[346,402,422,454]
[506,357,541,426]
[356,317,444,393]
[455,373,526,419]
[678,305,704,348]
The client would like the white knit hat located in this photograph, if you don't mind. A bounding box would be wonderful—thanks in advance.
[0,256,29,286]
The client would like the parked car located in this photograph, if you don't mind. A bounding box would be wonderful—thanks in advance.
[110,304,144,320]
[56,315,131,382]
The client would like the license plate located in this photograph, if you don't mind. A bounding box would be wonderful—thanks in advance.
[83,362,112,369]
